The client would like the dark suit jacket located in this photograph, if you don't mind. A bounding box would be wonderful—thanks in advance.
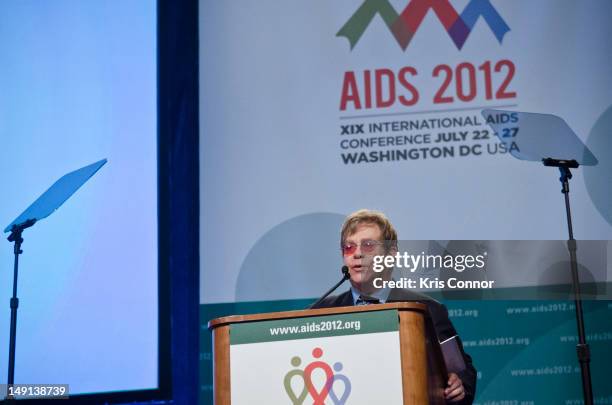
[312,288,476,405]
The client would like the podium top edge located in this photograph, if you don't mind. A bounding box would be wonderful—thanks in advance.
[207,302,427,330]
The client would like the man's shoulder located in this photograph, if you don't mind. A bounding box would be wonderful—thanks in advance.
[310,290,353,309]
[387,288,451,325]
[387,288,444,308]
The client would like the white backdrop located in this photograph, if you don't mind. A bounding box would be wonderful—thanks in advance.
[199,0,612,304]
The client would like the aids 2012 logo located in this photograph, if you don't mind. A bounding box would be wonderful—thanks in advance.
[335,0,517,114]
[283,347,351,405]
[334,0,519,166]
[337,0,510,50]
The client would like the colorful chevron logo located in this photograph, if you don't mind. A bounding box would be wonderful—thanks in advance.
[337,0,510,50]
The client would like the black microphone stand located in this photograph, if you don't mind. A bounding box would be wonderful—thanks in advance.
[542,158,593,405]
[309,266,351,309]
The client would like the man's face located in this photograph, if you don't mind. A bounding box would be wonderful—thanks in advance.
[342,223,387,291]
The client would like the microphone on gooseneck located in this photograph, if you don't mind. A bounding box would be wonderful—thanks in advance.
[308,266,351,309]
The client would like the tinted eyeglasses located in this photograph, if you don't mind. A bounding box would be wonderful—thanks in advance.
[341,240,383,256]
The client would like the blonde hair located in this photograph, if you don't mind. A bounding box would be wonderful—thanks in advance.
[340,209,398,251]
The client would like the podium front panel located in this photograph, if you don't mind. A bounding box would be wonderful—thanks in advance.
[229,310,404,404]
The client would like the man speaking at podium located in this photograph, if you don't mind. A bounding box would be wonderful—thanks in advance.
[312,209,477,404]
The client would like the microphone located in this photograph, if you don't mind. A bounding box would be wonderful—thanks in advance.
[308,266,351,309]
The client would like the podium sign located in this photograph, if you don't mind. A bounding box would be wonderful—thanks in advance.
[230,310,403,404]
[209,303,446,404]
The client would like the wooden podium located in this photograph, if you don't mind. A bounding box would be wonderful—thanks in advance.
[209,303,447,404]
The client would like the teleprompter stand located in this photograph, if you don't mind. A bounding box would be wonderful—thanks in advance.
[3,159,106,400]
[542,157,593,405]
[6,218,35,390]
[483,110,597,405]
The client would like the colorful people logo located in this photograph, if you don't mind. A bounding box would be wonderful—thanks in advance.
[283,347,351,405]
